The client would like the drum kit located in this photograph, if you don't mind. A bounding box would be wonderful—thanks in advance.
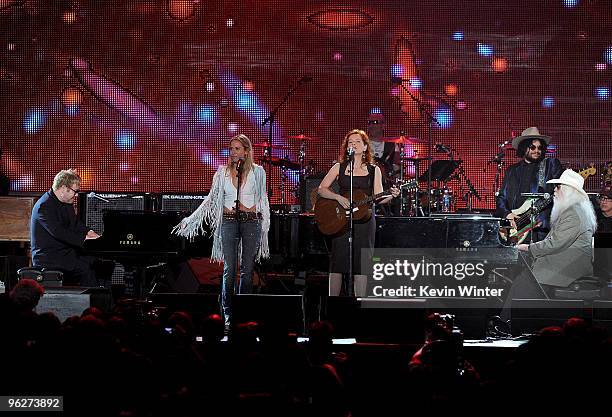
[255,133,468,215]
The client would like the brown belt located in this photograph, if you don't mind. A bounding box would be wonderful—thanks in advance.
[223,211,262,222]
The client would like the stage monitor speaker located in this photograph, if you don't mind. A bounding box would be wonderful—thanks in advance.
[300,175,338,212]
[35,287,112,322]
[160,193,208,213]
[232,294,305,334]
[323,297,426,343]
[510,299,585,335]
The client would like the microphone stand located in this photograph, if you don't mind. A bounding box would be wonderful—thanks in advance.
[347,150,355,296]
[262,77,311,199]
[234,161,244,287]
[393,79,440,216]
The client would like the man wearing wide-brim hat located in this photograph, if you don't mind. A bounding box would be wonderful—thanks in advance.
[496,127,563,243]
[515,169,597,292]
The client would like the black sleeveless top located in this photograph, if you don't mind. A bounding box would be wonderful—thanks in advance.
[337,162,375,196]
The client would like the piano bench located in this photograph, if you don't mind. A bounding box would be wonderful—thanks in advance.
[17,267,64,288]
[553,276,604,300]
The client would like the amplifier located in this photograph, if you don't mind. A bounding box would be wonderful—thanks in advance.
[79,192,153,235]
[160,193,208,213]
[299,175,338,212]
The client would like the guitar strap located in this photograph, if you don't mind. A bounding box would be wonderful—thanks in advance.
[537,157,548,191]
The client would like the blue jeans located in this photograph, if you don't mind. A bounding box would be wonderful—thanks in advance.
[220,218,262,326]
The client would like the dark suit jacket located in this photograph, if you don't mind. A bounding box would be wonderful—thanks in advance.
[496,158,563,232]
[30,190,88,271]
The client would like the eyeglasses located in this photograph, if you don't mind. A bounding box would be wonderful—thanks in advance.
[528,145,543,151]
[67,186,80,194]
[598,195,612,202]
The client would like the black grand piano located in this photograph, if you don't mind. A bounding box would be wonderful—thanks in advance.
[83,211,211,297]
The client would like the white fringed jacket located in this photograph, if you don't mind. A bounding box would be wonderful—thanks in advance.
[172,164,270,263]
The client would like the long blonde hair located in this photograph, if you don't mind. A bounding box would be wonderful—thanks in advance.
[227,134,255,179]
[338,129,373,165]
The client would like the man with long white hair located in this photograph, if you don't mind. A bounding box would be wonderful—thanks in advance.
[515,169,597,296]
[498,169,597,324]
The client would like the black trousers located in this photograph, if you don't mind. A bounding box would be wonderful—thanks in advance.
[500,266,554,322]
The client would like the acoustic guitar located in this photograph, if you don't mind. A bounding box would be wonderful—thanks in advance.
[500,164,596,245]
[312,179,417,236]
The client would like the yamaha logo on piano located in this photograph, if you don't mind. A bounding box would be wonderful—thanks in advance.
[119,233,141,246]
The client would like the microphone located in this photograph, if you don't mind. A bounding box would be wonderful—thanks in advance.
[88,192,111,203]
[520,192,551,198]
[235,158,244,171]
[346,147,355,159]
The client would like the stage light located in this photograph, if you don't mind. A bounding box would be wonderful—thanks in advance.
[115,130,136,150]
[409,77,422,89]
[456,101,467,110]
[205,81,215,92]
[64,105,79,116]
[563,0,579,8]
[167,0,196,22]
[333,52,342,61]
[444,84,458,97]
[370,107,382,114]
[492,57,508,73]
[226,18,234,28]
[604,47,612,65]
[23,108,46,134]
[596,63,607,71]
[196,104,216,123]
[227,122,239,133]
[542,96,555,108]
[477,43,493,57]
[595,87,610,100]
[433,105,453,129]
[391,64,404,77]
[452,32,464,41]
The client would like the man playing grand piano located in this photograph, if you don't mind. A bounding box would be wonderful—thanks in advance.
[30,169,101,286]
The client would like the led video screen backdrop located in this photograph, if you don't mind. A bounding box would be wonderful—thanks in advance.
[1,0,611,208]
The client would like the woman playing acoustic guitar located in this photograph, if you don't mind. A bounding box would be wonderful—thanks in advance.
[317,129,399,296]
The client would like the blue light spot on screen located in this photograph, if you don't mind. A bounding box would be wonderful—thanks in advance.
[200,152,215,165]
[409,78,422,89]
[604,47,612,65]
[541,96,555,108]
[433,106,453,129]
[236,90,257,110]
[196,104,216,123]
[115,130,136,150]
[391,64,404,77]
[178,101,192,115]
[287,171,300,182]
[370,107,382,114]
[220,149,230,157]
[477,43,494,57]
[595,87,610,100]
[64,105,79,116]
[563,0,579,7]
[452,32,464,41]
[23,108,46,134]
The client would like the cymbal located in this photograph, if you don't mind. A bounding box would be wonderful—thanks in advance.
[284,134,319,141]
[377,136,426,144]
[260,156,300,170]
[253,142,289,149]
